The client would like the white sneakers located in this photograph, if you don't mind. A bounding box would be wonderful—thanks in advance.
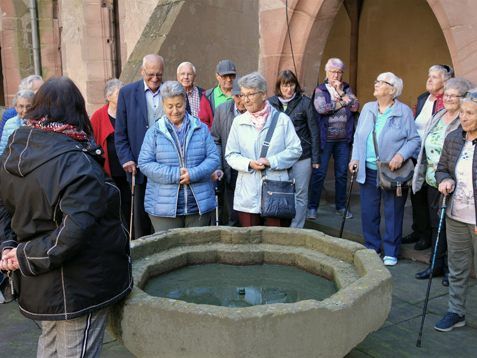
[383,256,398,266]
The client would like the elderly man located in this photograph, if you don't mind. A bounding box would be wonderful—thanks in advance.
[115,54,165,239]
[403,64,454,251]
[199,59,237,129]
[210,79,245,225]
[176,62,203,117]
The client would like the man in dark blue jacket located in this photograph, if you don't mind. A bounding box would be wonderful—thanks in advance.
[115,54,165,239]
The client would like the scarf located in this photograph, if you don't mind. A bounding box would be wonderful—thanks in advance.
[278,92,296,105]
[27,117,89,142]
[244,101,271,131]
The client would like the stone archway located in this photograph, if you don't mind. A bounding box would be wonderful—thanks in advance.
[259,0,477,95]
[259,0,342,94]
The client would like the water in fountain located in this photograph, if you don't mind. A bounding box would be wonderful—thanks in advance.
[143,263,337,307]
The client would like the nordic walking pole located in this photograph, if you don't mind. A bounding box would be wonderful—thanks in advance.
[129,172,136,241]
[416,194,447,347]
[339,164,357,238]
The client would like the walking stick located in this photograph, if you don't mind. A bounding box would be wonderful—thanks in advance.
[339,164,357,238]
[129,172,136,241]
[416,194,447,347]
[215,184,220,226]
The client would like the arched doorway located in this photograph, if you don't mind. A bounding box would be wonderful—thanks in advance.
[260,0,477,98]
[316,0,452,106]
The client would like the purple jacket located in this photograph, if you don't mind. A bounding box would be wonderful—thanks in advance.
[313,82,359,150]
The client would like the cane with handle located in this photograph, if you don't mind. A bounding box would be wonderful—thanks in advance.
[339,164,357,238]
[129,172,136,241]
[416,194,447,347]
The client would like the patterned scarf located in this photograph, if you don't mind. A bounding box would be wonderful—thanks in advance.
[244,101,271,131]
[27,117,88,142]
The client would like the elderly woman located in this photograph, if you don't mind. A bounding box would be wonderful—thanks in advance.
[0,77,132,356]
[406,64,454,250]
[225,72,302,227]
[308,58,359,220]
[0,89,35,153]
[90,79,131,226]
[349,72,420,266]
[268,70,320,228]
[138,81,219,232]
[433,88,477,332]
[412,77,472,285]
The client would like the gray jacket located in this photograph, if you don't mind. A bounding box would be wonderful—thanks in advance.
[351,100,420,185]
[436,126,477,226]
[225,107,302,214]
[210,101,240,184]
[412,109,461,193]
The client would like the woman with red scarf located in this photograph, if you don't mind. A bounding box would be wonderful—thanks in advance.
[0,76,132,357]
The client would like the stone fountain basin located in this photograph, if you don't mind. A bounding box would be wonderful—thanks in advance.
[109,227,392,358]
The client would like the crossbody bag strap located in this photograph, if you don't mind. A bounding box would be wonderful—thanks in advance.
[371,113,380,161]
[259,110,280,177]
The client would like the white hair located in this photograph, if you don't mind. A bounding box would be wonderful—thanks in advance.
[377,72,403,98]
[177,62,196,75]
[325,58,345,71]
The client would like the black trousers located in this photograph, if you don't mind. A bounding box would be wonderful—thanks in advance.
[410,183,432,242]
[132,182,153,239]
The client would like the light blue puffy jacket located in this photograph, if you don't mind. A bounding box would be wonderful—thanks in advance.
[138,113,220,217]
[0,115,23,154]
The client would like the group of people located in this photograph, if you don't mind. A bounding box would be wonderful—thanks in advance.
[0,54,476,356]
[349,64,477,333]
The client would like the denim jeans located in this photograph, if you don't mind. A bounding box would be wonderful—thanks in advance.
[308,141,350,210]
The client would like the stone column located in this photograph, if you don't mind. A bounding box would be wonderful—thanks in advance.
[0,0,34,105]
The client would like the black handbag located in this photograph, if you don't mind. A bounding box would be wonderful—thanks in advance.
[0,271,17,304]
[260,111,296,219]
[372,116,414,197]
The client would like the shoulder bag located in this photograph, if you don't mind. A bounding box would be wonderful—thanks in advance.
[260,111,296,219]
[372,116,414,197]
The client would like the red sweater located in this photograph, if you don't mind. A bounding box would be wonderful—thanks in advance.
[198,94,214,129]
[90,104,114,176]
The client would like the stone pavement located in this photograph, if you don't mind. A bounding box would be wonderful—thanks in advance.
[1,191,476,357]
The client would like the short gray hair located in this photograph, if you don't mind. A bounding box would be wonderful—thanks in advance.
[18,74,43,91]
[444,77,472,96]
[377,72,404,98]
[177,61,196,75]
[429,64,454,82]
[461,87,477,105]
[325,58,345,71]
[15,89,35,101]
[12,89,35,107]
[161,81,186,101]
[104,78,123,99]
[238,72,267,93]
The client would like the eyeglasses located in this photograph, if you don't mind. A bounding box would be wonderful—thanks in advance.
[327,70,343,75]
[443,93,463,100]
[144,72,163,79]
[465,91,477,102]
[239,92,261,100]
[374,80,394,87]
[219,74,236,79]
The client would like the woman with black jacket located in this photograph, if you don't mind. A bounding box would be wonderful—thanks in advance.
[433,88,477,332]
[0,77,132,357]
[269,70,320,228]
